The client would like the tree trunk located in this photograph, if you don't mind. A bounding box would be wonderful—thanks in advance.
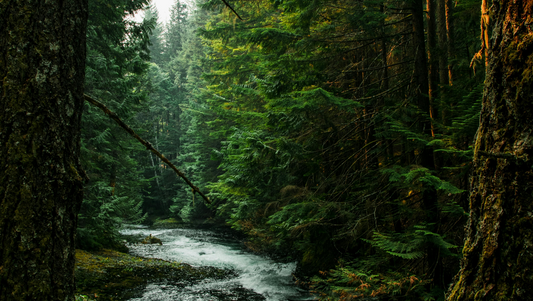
[413,0,435,137]
[437,0,449,86]
[412,0,430,115]
[0,1,88,300]
[447,0,533,299]
[427,0,439,103]
[437,0,450,126]
[413,0,442,288]
[380,5,390,91]
[445,0,455,84]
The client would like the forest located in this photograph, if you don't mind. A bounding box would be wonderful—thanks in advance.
[1,0,532,300]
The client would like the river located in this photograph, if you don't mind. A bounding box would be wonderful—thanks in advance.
[119,225,315,301]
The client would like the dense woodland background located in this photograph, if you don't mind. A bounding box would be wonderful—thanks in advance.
[79,0,486,299]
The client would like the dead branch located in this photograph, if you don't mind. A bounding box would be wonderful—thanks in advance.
[84,94,211,204]
[221,0,243,20]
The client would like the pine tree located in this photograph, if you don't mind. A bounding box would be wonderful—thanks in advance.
[145,6,166,65]
[79,0,152,249]
[165,0,189,62]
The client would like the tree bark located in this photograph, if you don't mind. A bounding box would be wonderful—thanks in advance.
[427,0,439,103]
[413,0,435,138]
[412,0,430,115]
[380,5,390,91]
[0,1,88,300]
[437,0,450,126]
[447,0,533,299]
[445,0,455,84]
[437,0,449,86]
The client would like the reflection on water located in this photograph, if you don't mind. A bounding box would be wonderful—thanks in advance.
[120,226,314,301]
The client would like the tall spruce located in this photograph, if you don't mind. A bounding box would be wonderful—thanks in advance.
[79,0,152,249]
[145,6,166,66]
[165,0,189,61]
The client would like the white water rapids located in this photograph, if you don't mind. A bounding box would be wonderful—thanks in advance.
[119,225,315,301]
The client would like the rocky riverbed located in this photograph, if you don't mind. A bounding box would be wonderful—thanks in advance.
[75,249,256,300]
[75,221,314,301]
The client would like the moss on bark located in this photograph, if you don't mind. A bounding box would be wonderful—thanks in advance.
[447,0,533,299]
[0,1,88,300]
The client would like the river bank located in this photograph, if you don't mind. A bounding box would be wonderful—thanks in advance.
[75,221,313,300]
[75,248,241,300]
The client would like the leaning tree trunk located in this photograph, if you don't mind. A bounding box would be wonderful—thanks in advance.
[447,0,533,299]
[0,1,87,300]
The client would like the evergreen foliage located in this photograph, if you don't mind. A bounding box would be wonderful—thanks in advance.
[194,0,485,299]
[137,0,220,222]
[145,6,166,65]
[79,0,153,249]
[311,261,430,300]
[76,0,487,299]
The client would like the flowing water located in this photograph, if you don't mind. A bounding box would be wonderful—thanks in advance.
[119,225,315,301]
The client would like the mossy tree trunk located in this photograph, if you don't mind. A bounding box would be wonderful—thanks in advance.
[0,1,87,300]
[447,0,533,299]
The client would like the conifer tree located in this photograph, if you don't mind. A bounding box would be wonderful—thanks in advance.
[145,6,166,66]
[195,0,485,298]
[79,0,152,248]
[165,0,189,61]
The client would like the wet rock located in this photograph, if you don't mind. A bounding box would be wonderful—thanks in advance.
[75,249,236,300]
[141,234,162,245]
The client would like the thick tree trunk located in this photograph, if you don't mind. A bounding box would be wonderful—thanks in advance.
[412,0,429,113]
[413,0,435,137]
[447,0,533,299]
[0,1,87,300]
[426,0,438,138]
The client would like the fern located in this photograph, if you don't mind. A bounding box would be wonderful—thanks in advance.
[364,231,425,259]
[365,224,459,260]
[311,259,430,300]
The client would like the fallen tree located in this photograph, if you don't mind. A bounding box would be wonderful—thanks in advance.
[84,94,211,204]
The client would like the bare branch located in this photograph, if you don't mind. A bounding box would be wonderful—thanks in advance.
[221,0,243,20]
[84,94,211,204]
